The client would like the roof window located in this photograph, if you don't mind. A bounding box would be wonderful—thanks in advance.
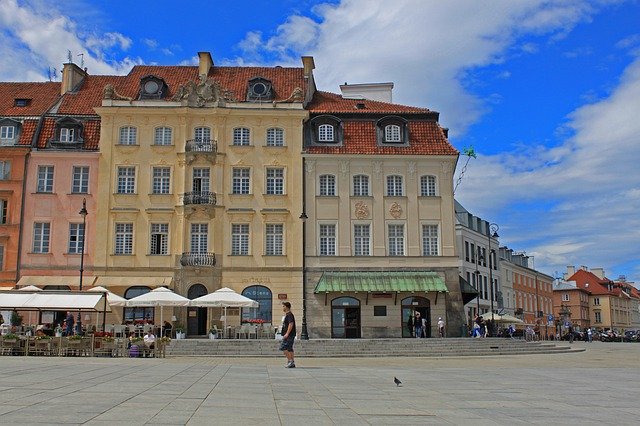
[14,98,30,107]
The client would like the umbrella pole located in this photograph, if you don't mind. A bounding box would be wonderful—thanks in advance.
[224,307,227,339]
[160,306,163,339]
[102,292,107,333]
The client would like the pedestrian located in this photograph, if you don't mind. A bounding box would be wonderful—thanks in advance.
[568,324,574,343]
[587,327,593,343]
[472,316,481,338]
[508,324,515,339]
[280,301,296,368]
[0,313,3,326]
[414,311,422,338]
[65,311,75,336]
[438,317,445,338]
[421,316,428,338]
[407,313,414,337]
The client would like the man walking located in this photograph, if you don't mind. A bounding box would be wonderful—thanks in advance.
[280,302,296,368]
[438,317,445,338]
[65,311,75,336]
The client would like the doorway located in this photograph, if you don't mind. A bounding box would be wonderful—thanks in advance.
[401,296,431,338]
[331,297,361,338]
[187,284,208,336]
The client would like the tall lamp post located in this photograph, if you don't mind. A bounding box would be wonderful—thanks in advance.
[487,223,499,335]
[299,211,309,340]
[76,198,88,335]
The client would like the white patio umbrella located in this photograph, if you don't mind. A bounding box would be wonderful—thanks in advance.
[18,285,42,325]
[484,313,524,324]
[189,287,259,334]
[86,286,127,330]
[125,287,190,335]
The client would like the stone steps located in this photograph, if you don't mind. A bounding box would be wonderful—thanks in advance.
[166,338,582,357]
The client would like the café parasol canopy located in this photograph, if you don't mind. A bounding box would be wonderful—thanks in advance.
[189,287,259,333]
[125,287,190,334]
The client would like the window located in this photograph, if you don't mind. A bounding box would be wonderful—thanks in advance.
[465,241,470,261]
[265,224,284,255]
[319,174,336,196]
[353,175,370,196]
[595,311,602,323]
[0,245,3,270]
[190,223,208,253]
[231,224,250,255]
[71,166,89,194]
[192,168,210,193]
[194,127,211,142]
[266,168,284,195]
[384,124,401,142]
[232,168,250,194]
[0,125,15,143]
[152,167,171,194]
[420,175,437,196]
[594,297,600,306]
[0,161,9,180]
[117,167,136,194]
[386,175,403,196]
[124,287,153,321]
[319,224,336,256]
[233,127,250,146]
[373,306,387,316]
[114,223,133,255]
[0,200,7,224]
[388,224,404,256]
[318,124,334,142]
[562,293,569,302]
[33,222,50,253]
[37,166,54,193]
[118,126,137,145]
[242,285,272,323]
[154,127,172,145]
[422,224,439,256]
[150,223,169,255]
[60,127,75,143]
[353,224,370,256]
[266,128,284,146]
[68,223,85,254]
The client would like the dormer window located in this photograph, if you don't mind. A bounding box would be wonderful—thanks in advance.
[60,128,75,142]
[318,124,334,142]
[50,117,83,148]
[14,98,30,107]
[309,115,343,145]
[377,116,408,145]
[247,77,273,101]
[138,75,167,100]
[0,126,16,146]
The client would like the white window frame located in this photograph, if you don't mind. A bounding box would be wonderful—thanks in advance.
[37,165,54,193]
[68,223,85,254]
[152,167,171,194]
[150,223,169,255]
[421,223,439,256]
[233,127,250,146]
[71,166,89,194]
[0,161,10,180]
[190,223,208,253]
[384,124,401,143]
[266,128,284,147]
[386,175,403,196]
[0,125,16,144]
[33,222,51,253]
[319,174,336,196]
[266,168,285,195]
[154,127,173,146]
[318,124,334,142]
[232,168,250,194]
[118,126,137,145]
[353,223,371,256]
[194,127,211,142]
[387,223,405,256]
[318,223,337,256]
[562,293,569,302]
[265,223,284,256]
[231,224,250,255]
[420,175,437,197]
[352,175,370,196]
[59,127,75,143]
[114,223,133,255]
[116,166,136,194]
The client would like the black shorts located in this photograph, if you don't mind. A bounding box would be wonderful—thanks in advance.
[279,336,295,352]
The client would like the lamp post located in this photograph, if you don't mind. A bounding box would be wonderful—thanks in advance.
[299,211,309,340]
[487,223,499,335]
[474,246,481,317]
[77,198,88,335]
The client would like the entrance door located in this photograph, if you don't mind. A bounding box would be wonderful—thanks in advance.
[401,297,431,338]
[331,297,361,338]
[187,284,208,335]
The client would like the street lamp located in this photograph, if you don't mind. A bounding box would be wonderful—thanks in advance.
[487,223,499,334]
[77,198,88,335]
[299,211,309,340]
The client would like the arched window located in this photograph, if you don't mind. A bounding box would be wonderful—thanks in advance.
[352,175,369,196]
[319,174,336,196]
[154,127,172,146]
[266,128,284,146]
[420,175,437,196]
[233,127,250,146]
[331,297,361,338]
[386,175,404,196]
[318,124,334,142]
[118,126,137,145]
[123,286,153,321]
[384,124,401,142]
[242,285,272,323]
[377,116,408,145]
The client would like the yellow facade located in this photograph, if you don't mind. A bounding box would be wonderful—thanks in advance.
[590,294,633,331]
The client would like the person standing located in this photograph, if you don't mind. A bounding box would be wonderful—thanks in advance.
[438,317,445,338]
[65,311,75,336]
[568,324,574,343]
[407,313,414,337]
[280,302,296,368]
[587,327,593,343]
[414,311,422,338]
[421,316,428,338]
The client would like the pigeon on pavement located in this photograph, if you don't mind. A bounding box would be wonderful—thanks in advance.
[394,377,402,387]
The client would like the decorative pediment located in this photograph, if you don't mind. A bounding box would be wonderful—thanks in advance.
[172,76,237,107]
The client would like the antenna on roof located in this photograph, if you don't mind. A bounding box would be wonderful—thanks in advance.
[67,50,73,63]
[77,53,84,69]
[47,67,52,82]
[52,67,58,80]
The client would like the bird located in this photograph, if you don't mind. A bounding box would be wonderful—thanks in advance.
[394,377,402,387]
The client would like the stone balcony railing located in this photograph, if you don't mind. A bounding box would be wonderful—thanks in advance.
[180,252,216,267]
[183,191,217,206]
[185,139,217,153]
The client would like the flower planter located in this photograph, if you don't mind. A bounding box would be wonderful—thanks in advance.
[176,331,186,340]
[208,333,217,340]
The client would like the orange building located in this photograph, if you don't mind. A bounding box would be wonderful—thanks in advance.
[552,281,590,330]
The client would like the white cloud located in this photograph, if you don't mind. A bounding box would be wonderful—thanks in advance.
[142,38,159,49]
[0,0,139,80]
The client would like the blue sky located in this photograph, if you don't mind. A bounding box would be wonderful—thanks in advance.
[1,0,638,283]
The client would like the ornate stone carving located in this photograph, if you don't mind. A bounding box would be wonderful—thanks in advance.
[354,201,370,219]
[441,161,452,176]
[372,161,383,176]
[339,160,350,176]
[171,76,235,107]
[103,84,132,101]
[407,161,417,180]
[305,160,315,174]
[389,202,402,219]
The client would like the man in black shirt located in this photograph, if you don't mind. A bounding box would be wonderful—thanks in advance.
[280,302,296,368]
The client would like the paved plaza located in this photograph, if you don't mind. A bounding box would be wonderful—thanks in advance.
[0,341,638,425]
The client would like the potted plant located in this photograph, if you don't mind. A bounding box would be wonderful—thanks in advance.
[3,333,18,342]
[175,324,186,339]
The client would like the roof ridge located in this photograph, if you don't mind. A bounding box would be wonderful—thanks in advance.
[315,90,432,112]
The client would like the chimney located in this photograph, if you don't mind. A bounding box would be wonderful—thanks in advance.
[61,62,86,95]
[301,56,315,77]
[198,52,214,78]
[591,268,605,279]
[566,265,575,278]
[340,82,394,103]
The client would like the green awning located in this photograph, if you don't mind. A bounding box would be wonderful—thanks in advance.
[314,271,448,293]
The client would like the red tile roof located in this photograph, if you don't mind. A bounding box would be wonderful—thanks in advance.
[18,119,38,146]
[57,75,123,116]
[0,82,60,116]
[308,91,432,114]
[36,118,100,150]
[306,120,457,156]
[567,269,632,297]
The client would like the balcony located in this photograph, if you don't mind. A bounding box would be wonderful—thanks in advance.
[183,191,217,206]
[185,139,217,164]
[180,252,216,267]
